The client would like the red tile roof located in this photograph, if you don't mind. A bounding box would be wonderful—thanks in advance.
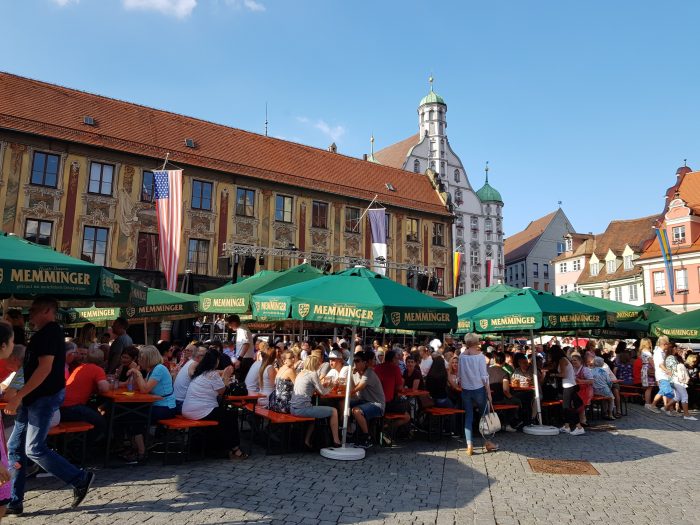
[504,211,558,263]
[373,135,420,169]
[0,73,450,217]
[552,233,595,262]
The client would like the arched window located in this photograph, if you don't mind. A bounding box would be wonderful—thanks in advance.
[454,169,460,182]
[430,161,435,169]
[486,245,493,258]
[429,109,434,121]
[413,159,420,173]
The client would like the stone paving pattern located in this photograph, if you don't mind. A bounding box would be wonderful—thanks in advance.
[11,405,698,524]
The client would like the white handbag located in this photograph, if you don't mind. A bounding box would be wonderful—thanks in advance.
[479,400,502,437]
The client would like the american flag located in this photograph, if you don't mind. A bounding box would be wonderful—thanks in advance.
[153,170,183,291]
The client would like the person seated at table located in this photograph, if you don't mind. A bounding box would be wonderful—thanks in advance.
[350,351,386,449]
[257,345,277,407]
[172,343,196,378]
[510,354,536,424]
[447,355,461,405]
[173,346,207,414]
[375,348,386,364]
[290,356,341,449]
[488,352,520,432]
[322,349,350,382]
[114,345,140,386]
[591,356,615,420]
[403,354,424,391]
[61,348,110,440]
[269,350,296,413]
[418,346,433,377]
[244,343,267,394]
[375,350,410,440]
[124,345,177,463]
[511,354,534,387]
[615,350,634,385]
[181,349,246,459]
[425,355,453,408]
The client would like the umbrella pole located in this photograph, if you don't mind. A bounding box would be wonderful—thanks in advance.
[521,329,558,436]
[144,320,148,344]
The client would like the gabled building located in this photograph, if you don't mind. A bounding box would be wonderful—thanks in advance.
[552,233,595,295]
[372,78,504,294]
[574,216,658,305]
[504,209,574,292]
[638,167,700,312]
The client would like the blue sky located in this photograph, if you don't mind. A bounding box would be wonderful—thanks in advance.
[3,1,699,236]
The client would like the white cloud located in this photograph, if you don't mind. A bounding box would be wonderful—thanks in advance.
[51,0,79,6]
[122,0,197,18]
[297,116,345,143]
[226,0,266,12]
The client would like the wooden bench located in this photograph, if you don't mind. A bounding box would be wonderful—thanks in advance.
[48,421,94,466]
[158,416,219,464]
[422,407,465,441]
[245,405,315,454]
[380,412,409,446]
[619,391,641,415]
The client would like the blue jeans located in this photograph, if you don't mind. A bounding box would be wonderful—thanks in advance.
[60,405,106,440]
[461,387,487,445]
[8,390,87,508]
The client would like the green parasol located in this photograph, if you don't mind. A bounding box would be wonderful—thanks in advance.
[123,288,200,323]
[652,308,700,340]
[251,266,457,331]
[561,291,642,324]
[614,303,676,335]
[0,233,120,300]
[447,283,519,333]
[199,263,323,314]
[62,306,120,327]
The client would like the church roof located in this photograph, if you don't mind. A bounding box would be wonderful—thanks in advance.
[372,134,419,169]
[476,181,503,203]
[420,91,446,106]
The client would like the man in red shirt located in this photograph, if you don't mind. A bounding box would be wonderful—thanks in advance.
[61,348,110,440]
[374,350,410,442]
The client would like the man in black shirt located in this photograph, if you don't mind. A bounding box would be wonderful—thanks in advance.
[4,297,94,515]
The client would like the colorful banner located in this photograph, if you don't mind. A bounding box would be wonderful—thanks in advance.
[453,252,462,297]
[655,228,675,302]
[368,208,387,276]
[485,259,494,287]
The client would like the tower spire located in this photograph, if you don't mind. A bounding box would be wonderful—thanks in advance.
[265,102,268,137]
[370,134,375,156]
[484,161,489,184]
[429,74,434,92]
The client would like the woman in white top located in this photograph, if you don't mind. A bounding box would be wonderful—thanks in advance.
[459,334,498,455]
[181,349,247,460]
[550,346,585,435]
[257,344,277,406]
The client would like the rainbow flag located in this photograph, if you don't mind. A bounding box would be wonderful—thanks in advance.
[655,228,674,302]
[453,252,462,297]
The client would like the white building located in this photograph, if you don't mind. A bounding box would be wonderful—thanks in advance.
[372,78,504,293]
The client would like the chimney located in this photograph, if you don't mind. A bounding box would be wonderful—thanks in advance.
[362,154,368,161]
[328,143,337,153]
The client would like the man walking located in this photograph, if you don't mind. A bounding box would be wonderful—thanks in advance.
[4,297,95,515]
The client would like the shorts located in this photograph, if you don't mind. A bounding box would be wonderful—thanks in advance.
[291,405,335,419]
[672,383,688,404]
[350,400,384,420]
[658,379,675,400]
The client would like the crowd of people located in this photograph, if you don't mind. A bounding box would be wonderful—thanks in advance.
[0,302,697,519]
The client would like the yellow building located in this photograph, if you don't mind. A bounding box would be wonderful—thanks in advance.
[0,73,454,296]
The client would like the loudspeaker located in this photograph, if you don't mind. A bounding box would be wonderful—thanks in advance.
[242,256,256,276]
[417,273,429,292]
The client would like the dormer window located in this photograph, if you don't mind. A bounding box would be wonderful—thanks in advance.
[591,262,599,276]
[414,159,420,173]
[607,260,616,274]
[672,225,686,244]
[623,255,633,270]
[565,236,573,251]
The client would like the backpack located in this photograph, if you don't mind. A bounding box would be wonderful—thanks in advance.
[674,363,690,386]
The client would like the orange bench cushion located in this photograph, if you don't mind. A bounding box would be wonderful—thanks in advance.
[492,404,519,410]
[48,421,95,436]
[159,418,219,429]
[254,407,314,423]
[423,407,465,416]
[541,400,563,407]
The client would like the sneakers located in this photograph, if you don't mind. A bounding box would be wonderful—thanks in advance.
[570,427,585,436]
[355,435,373,449]
[5,506,23,516]
[683,416,698,421]
[71,471,95,508]
[645,404,660,413]
[661,408,679,417]
[559,425,571,434]
[505,425,517,433]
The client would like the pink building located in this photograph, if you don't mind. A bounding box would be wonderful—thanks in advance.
[553,233,594,295]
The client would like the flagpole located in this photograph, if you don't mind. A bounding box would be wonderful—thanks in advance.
[161,152,170,170]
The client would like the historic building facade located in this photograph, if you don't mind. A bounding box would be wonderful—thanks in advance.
[372,79,504,294]
[0,73,454,296]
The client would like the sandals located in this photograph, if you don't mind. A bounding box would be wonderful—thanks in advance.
[228,448,249,460]
[484,443,499,453]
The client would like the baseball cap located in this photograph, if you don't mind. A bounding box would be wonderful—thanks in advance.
[328,349,344,359]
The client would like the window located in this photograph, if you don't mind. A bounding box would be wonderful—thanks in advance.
[471,249,479,267]
[385,213,391,238]
[141,170,155,202]
[25,219,53,246]
[533,262,539,277]
[485,219,492,232]
[430,160,435,170]
[30,151,60,187]
[544,282,550,292]
[88,161,114,195]
[675,268,688,292]
[629,284,638,302]
[236,188,255,217]
[560,284,568,295]
[413,159,420,173]
[345,207,360,233]
[470,216,478,229]
[508,266,513,281]
[454,169,460,182]
[434,268,444,296]
[458,281,465,296]
[471,281,480,292]
[556,241,565,255]
[653,271,665,294]
[559,262,567,273]
[406,218,419,242]
[432,223,444,246]
[187,239,209,274]
[82,226,109,266]
[607,259,616,274]
[672,225,686,244]
[614,287,623,302]
[591,262,599,276]
[191,180,213,210]
[486,245,493,258]
[623,255,633,270]
[573,259,581,271]
[533,281,539,290]
[543,264,549,278]
[275,195,293,223]
[136,232,159,270]
[311,201,328,229]
[565,237,573,251]
[455,189,463,205]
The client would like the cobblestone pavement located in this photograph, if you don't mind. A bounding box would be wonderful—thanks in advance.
[10,405,698,524]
